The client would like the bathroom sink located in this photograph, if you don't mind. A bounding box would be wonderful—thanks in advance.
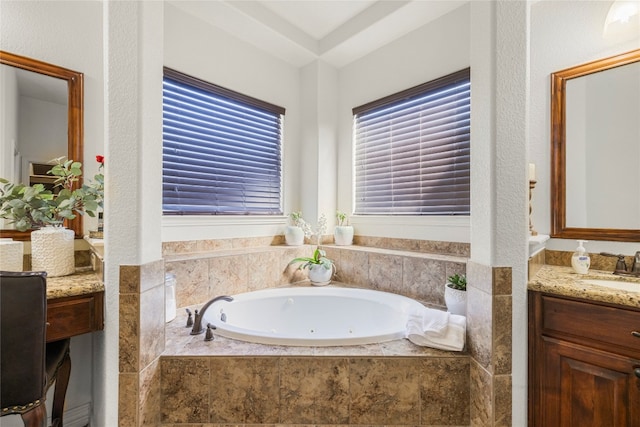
[580,279,639,293]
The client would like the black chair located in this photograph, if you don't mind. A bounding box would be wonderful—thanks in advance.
[0,271,71,427]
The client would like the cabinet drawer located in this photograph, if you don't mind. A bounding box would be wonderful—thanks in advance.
[541,295,640,354]
[47,292,104,342]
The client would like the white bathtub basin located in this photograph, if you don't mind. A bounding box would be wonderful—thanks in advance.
[203,286,427,346]
[580,279,640,293]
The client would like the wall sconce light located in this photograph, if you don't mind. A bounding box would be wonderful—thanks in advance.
[604,0,640,36]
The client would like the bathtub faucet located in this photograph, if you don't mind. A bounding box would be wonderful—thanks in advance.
[190,295,234,335]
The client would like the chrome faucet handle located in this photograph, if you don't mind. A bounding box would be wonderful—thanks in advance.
[204,323,216,341]
[185,308,193,327]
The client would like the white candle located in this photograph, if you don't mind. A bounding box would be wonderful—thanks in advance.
[529,163,536,181]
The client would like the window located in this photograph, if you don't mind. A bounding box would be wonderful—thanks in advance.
[162,68,284,215]
[353,68,470,216]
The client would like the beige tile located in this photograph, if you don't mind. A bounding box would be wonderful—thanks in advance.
[210,255,248,296]
[466,261,493,295]
[349,358,421,425]
[140,258,165,293]
[198,238,233,252]
[247,250,280,291]
[466,285,492,371]
[166,259,210,308]
[367,253,403,294]
[493,295,512,375]
[421,357,470,426]
[337,249,369,286]
[163,240,198,256]
[470,360,492,427]
[492,267,512,296]
[279,358,350,424]
[161,357,211,424]
[119,293,139,373]
[120,265,140,294]
[119,373,138,427]
[139,358,161,427]
[402,257,446,306]
[139,284,166,370]
[494,374,512,427]
[209,358,280,424]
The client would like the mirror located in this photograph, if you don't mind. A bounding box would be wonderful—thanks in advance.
[550,48,640,242]
[0,51,84,241]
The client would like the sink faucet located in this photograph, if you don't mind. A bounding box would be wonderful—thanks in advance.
[190,295,233,335]
[600,252,640,277]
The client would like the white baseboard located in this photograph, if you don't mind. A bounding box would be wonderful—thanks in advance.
[51,402,91,427]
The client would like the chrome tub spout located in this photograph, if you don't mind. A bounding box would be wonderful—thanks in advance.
[190,295,233,335]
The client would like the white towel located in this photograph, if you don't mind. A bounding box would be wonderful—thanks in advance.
[406,308,466,352]
[408,306,450,338]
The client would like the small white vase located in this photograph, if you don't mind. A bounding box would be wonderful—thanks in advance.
[308,264,333,286]
[31,227,75,277]
[285,225,304,246]
[444,284,467,316]
[334,225,354,246]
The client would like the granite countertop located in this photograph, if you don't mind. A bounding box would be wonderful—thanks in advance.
[528,265,640,308]
[46,267,104,299]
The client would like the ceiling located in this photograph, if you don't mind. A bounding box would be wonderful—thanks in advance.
[168,0,468,68]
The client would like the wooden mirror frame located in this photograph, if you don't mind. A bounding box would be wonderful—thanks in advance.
[550,48,640,242]
[0,51,84,241]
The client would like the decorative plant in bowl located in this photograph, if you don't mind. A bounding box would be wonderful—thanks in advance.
[0,157,104,276]
[284,211,312,246]
[289,247,335,286]
[444,273,467,316]
[334,210,354,246]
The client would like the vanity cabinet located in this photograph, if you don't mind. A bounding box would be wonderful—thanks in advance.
[528,291,640,427]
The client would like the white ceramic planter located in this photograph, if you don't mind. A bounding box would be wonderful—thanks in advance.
[334,225,354,246]
[0,238,23,271]
[284,225,305,246]
[308,264,333,286]
[31,227,75,277]
[444,283,467,316]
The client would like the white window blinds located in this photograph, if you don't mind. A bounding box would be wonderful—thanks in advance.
[353,68,470,215]
[162,68,284,215]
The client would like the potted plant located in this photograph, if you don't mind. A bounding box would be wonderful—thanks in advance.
[0,157,104,276]
[334,210,354,246]
[289,247,335,286]
[444,273,467,316]
[284,211,312,246]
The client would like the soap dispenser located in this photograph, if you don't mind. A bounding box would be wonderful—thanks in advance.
[571,240,591,274]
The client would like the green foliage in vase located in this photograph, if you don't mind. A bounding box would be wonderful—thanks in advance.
[447,273,467,291]
[0,157,104,232]
[289,247,334,271]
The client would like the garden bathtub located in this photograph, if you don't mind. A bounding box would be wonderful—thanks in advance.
[203,286,426,346]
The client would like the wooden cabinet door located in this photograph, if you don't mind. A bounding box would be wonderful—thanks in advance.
[539,336,640,427]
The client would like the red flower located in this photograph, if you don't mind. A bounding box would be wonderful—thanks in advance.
[96,155,105,164]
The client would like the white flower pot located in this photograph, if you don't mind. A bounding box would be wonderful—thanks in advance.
[444,283,467,316]
[285,225,304,246]
[0,238,23,271]
[308,264,333,286]
[334,225,354,246]
[31,227,75,277]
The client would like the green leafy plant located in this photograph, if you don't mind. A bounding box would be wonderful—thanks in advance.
[336,210,349,226]
[0,157,104,232]
[447,273,467,291]
[289,247,333,271]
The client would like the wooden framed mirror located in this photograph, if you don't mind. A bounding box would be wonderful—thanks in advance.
[0,51,84,241]
[550,48,640,242]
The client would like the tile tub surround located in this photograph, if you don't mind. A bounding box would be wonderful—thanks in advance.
[164,241,468,310]
[161,315,471,425]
